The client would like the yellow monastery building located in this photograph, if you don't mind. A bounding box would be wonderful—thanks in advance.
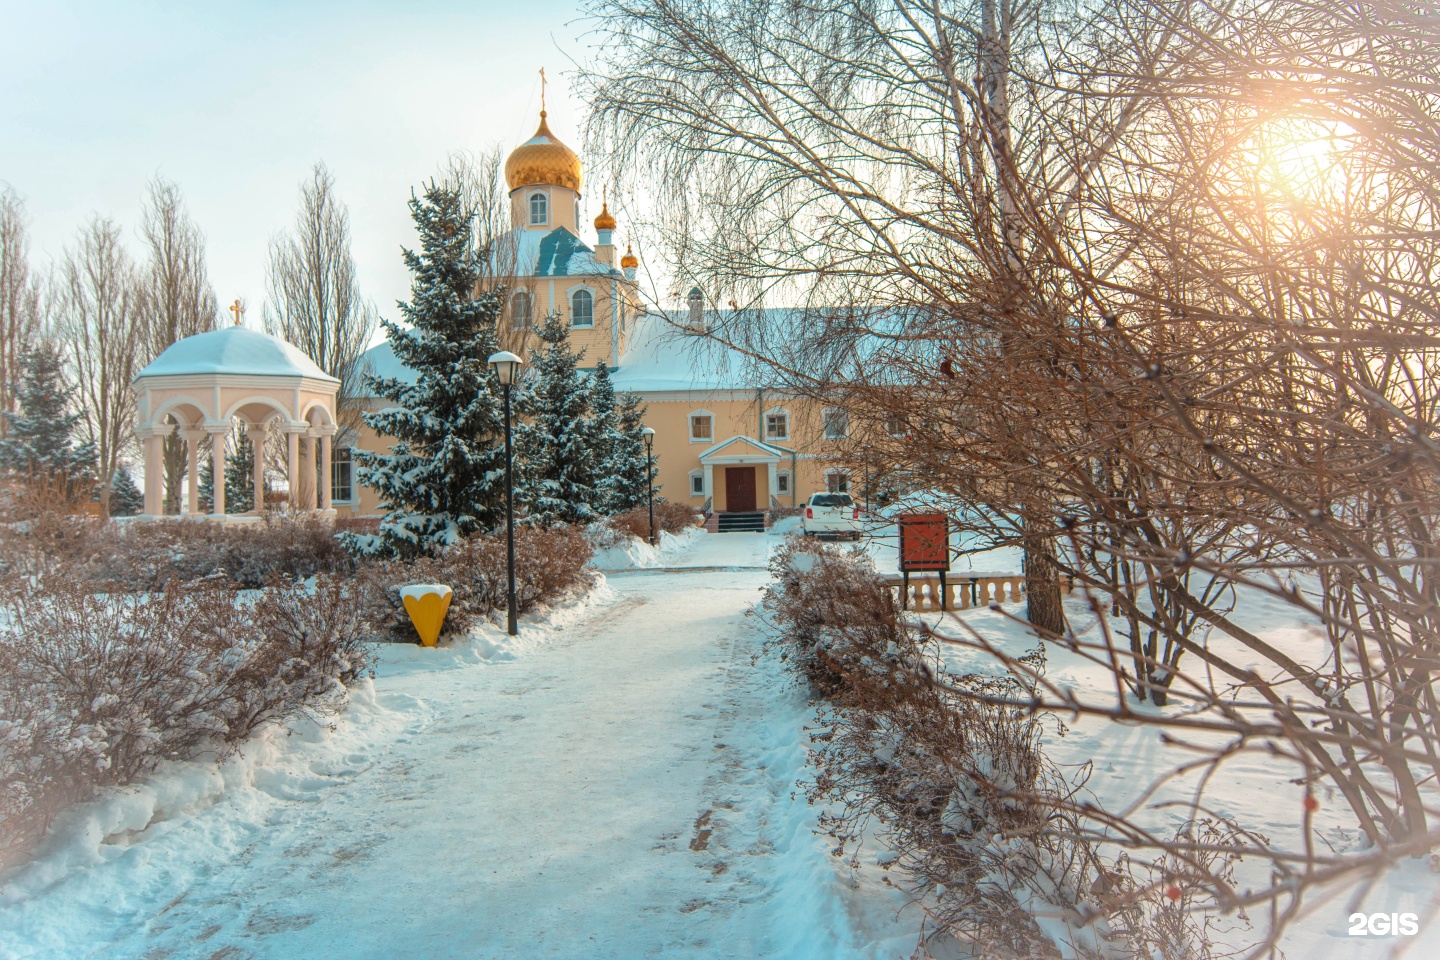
[332,111,854,524]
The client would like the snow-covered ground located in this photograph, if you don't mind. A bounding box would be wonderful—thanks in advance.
[0,531,916,960]
[588,524,705,571]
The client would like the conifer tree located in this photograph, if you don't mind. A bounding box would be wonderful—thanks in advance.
[588,360,622,514]
[609,391,657,511]
[342,182,506,557]
[198,424,257,513]
[516,313,600,525]
[107,465,144,517]
[0,344,96,494]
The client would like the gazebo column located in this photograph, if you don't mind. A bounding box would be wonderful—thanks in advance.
[319,431,333,510]
[181,428,205,516]
[138,426,168,518]
[284,423,303,512]
[302,433,318,509]
[207,422,229,516]
[246,423,269,514]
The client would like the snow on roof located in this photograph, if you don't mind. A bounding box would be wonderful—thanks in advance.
[359,340,418,390]
[135,326,339,383]
[491,227,620,279]
[610,313,764,393]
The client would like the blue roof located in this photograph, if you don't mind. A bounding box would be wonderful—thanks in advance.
[489,227,620,279]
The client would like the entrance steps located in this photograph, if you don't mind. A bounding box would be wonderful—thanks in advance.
[716,511,766,533]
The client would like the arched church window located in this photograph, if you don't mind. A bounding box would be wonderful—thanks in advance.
[511,291,532,328]
[529,192,548,225]
[571,288,594,327]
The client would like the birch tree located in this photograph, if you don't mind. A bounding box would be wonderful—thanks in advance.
[0,188,45,427]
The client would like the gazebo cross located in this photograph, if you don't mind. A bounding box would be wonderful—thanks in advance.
[229,298,244,325]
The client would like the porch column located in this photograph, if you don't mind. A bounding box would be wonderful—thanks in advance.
[318,427,335,511]
[207,422,228,516]
[767,460,779,510]
[285,424,302,512]
[246,423,269,513]
[703,462,714,505]
[181,428,206,516]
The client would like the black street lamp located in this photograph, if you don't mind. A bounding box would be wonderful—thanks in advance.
[641,426,656,545]
[488,350,524,636]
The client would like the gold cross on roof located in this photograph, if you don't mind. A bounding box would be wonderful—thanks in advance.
[229,298,244,325]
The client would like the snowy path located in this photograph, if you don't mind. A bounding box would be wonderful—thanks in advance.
[1,533,910,960]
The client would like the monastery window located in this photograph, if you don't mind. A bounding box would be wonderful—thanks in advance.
[529,192,548,225]
[822,407,849,440]
[886,417,907,438]
[332,447,354,503]
[776,471,791,495]
[690,470,705,496]
[570,288,594,327]
[764,410,790,441]
[689,412,713,442]
[511,291,532,328]
[826,469,849,494]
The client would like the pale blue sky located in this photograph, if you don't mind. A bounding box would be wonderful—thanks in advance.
[1,0,593,329]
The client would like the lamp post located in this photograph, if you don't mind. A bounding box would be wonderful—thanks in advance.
[641,426,656,545]
[488,350,524,636]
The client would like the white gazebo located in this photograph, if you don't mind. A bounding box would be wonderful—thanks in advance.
[132,325,341,520]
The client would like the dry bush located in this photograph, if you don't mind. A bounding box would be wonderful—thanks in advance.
[607,501,700,542]
[760,537,1239,959]
[358,524,596,643]
[0,477,105,578]
[0,574,375,871]
[765,505,803,527]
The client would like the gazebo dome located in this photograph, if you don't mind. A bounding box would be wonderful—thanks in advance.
[136,326,338,383]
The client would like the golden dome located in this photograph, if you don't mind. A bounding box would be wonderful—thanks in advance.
[505,111,583,193]
[620,243,639,269]
[594,200,617,232]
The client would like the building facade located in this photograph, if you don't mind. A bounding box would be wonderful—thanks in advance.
[334,110,851,519]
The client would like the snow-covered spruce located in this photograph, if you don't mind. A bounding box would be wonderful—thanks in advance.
[515,313,603,526]
[0,343,97,495]
[342,182,508,558]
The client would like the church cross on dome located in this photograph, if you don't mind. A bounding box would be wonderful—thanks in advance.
[540,66,547,115]
[229,298,244,326]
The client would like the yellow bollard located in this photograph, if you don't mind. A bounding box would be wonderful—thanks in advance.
[400,584,453,647]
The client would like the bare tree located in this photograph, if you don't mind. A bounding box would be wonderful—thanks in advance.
[58,217,148,517]
[141,177,219,512]
[0,187,45,427]
[264,162,379,428]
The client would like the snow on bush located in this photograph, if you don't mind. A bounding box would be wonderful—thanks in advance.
[0,574,376,871]
[759,536,1243,959]
[356,523,596,643]
[603,501,701,543]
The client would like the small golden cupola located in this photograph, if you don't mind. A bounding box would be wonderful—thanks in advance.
[504,111,583,193]
[620,243,639,281]
[594,201,617,233]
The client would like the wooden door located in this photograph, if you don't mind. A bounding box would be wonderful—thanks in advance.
[725,467,757,512]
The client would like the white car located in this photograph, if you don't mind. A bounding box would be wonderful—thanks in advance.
[802,492,863,540]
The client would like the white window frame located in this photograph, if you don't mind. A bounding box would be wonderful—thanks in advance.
[570,287,595,328]
[764,408,790,442]
[776,470,790,495]
[688,410,714,443]
[689,470,705,497]
[822,407,849,440]
[886,416,907,438]
[331,446,355,504]
[528,191,548,225]
[511,290,532,328]
[825,469,849,494]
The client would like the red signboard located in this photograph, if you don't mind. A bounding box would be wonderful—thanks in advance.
[899,513,950,572]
